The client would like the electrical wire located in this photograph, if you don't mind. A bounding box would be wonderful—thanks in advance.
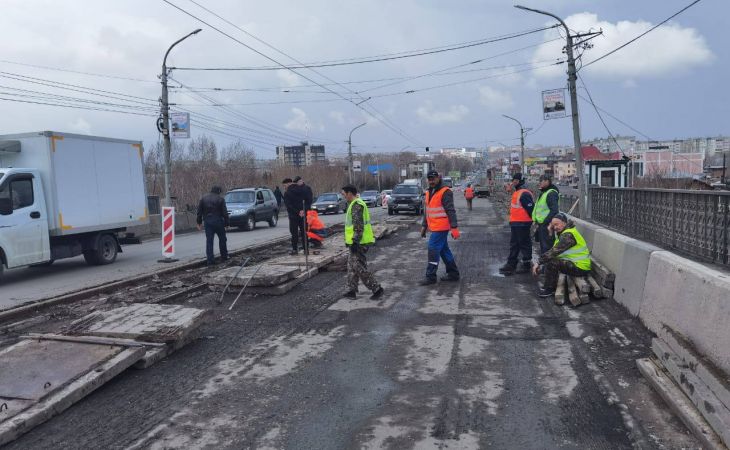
[0,96,156,116]
[577,74,627,157]
[0,59,158,83]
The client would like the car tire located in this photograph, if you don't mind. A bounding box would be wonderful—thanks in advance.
[388,208,394,216]
[242,214,256,231]
[84,233,118,266]
[268,212,278,227]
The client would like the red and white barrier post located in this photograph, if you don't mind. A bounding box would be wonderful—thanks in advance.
[158,206,178,263]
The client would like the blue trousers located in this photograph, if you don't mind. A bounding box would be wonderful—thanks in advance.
[204,216,228,264]
[426,231,459,280]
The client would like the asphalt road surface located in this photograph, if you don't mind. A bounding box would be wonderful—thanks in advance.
[7,196,698,449]
[0,207,388,311]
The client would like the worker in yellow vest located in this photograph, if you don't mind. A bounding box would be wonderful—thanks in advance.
[342,184,384,300]
[499,173,534,275]
[532,174,560,254]
[420,170,460,285]
[532,213,591,297]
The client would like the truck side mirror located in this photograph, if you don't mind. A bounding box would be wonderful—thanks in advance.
[0,198,12,215]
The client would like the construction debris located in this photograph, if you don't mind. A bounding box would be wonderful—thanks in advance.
[552,258,614,307]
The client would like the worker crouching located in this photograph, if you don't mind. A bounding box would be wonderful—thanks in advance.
[532,213,592,298]
[306,210,330,249]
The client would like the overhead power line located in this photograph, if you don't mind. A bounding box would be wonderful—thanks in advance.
[582,0,702,69]
[0,96,156,116]
[0,59,158,83]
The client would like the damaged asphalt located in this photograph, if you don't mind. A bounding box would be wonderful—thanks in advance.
[6,196,701,450]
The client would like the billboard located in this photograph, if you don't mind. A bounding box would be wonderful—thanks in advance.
[170,112,190,138]
[368,163,394,175]
[542,89,567,120]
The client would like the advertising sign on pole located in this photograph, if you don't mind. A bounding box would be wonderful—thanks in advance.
[353,160,362,172]
[170,112,191,138]
[542,89,567,120]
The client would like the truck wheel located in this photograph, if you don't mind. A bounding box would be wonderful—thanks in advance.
[268,212,278,227]
[242,214,256,231]
[84,234,118,265]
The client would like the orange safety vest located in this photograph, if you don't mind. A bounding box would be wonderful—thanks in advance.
[464,187,474,200]
[425,187,452,232]
[509,188,533,223]
[306,210,325,231]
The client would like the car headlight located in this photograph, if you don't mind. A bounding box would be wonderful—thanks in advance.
[328,204,335,207]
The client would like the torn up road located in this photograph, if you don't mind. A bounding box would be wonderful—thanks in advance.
[6,196,699,449]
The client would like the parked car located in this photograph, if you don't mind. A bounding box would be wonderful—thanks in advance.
[389,183,423,215]
[224,187,278,231]
[312,192,346,214]
[360,190,381,207]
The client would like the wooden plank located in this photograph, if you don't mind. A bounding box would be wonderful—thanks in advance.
[0,347,144,447]
[554,274,566,306]
[590,258,615,289]
[637,358,726,450]
[566,276,582,307]
[572,276,591,294]
[22,333,166,348]
[586,275,605,299]
[652,339,730,447]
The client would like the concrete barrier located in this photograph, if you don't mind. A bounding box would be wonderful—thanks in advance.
[570,217,603,250]
[640,251,730,375]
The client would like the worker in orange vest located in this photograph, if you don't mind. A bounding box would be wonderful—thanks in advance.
[499,173,534,275]
[306,209,329,249]
[419,170,460,285]
[464,183,475,210]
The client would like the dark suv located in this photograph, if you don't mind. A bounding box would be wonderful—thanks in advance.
[224,187,279,231]
[388,184,423,215]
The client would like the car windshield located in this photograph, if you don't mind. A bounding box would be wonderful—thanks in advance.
[393,185,420,195]
[317,194,338,202]
[225,191,255,203]
[362,191,378,196]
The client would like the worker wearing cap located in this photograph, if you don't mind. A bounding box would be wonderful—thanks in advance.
[532,174,560,254]
[464,183,475,211]
[420,170,460,285]
[342,184,384,300]
[499,173,534,275]
[532,213,592,297]
[196,185,229,266]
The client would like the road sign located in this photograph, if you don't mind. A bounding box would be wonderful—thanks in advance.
[542,89,567,120]
[353,160,362,172]
[161,206,176,260]
[170,112,190,139]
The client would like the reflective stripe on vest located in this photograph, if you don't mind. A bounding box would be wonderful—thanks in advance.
[532,188,557,224]
[345,198,375,245]
[555,227,591,271]
[425,186,451,231]
[509,188,533,222]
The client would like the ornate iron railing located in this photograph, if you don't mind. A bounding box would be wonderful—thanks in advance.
[589,187,730,266]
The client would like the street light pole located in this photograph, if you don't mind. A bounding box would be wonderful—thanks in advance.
[347,122,367,184]
[515,5,585,217]
[502,114,526,175]
[160,28,202,207]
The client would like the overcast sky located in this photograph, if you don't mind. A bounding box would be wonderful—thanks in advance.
[1,0,726,158]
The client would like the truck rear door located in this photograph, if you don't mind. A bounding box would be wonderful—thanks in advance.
[0,173,50,267]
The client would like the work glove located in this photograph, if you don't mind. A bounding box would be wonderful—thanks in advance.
[349,242,360,254]
[420,227,427,238]
[450,228,460,239]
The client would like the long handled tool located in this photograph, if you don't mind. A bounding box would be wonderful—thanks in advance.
[228,264,263,311]
[303,200,310,277]
[217,256,251,304]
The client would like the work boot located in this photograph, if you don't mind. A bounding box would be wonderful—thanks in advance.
[516,261,531,274]
[370,287,384,300]
[344,290,357,299]
[538,288,555,298]
[498,263,516,275]
[419,278,437,286]
[440,275,459,282]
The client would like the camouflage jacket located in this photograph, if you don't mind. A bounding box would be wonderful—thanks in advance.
[538,222,578,264]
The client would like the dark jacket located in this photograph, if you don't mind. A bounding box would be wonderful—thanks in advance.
[197,193,229,226]
[284,184,313,216]
[511,182,535,227]
[422,182,458,229]
[537,183,560,225]
[273,187,283,205]
[538,221,578,264]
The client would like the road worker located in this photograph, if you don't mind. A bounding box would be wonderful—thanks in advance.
[464,183,475,211]
[532,174,560,254]
[306,209,329,249]
[342,184,384,300]
[420,170,460,285]
[499,173,534,275]
[196,185,229,266]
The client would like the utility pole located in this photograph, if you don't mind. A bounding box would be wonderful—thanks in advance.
[502,114,530,176]
[159,28,201,207]
[722,152,727,185]
[515,5,585,217]
[347,122,367,184]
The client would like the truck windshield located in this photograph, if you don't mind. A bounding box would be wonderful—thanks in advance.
[225,191,255,203]
[393,186,420,195]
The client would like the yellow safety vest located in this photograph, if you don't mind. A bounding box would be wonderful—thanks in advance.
[532,188,557,224]
[345,198,375,245]
[555,227,591,271]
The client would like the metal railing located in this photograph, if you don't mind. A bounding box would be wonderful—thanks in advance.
[589,187,730,266]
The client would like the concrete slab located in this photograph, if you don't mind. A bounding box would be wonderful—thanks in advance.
[69,304,208,344]
[204,265,302,287]
[267,253,335,269]
[640,251,730,375]
[571,217,603,250]
[245,267,319,296]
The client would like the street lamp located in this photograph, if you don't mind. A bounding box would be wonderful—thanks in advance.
[159,28,202,207]
[347,122,367,184]
[502,114,529,175]
[514,5,585,217]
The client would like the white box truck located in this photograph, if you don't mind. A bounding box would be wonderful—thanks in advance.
[0,131,149,279]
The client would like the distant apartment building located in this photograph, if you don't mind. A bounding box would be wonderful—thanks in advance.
[439,147,478,159]
[555,159,577,181]
[643,151,705,177]
[584,136,636,154]
[275,142,325,167]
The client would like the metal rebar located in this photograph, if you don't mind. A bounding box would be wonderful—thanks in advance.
[228,264,263,311]
[217,257,251,304]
